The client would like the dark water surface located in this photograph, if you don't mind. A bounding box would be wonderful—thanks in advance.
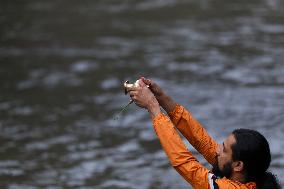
[1,0,284,188]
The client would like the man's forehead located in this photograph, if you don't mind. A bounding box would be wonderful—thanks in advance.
[224,134,236,147]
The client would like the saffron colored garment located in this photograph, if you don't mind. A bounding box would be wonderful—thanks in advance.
[152,105,256,189]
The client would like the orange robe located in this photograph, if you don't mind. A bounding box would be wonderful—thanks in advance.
[152,104,256,189]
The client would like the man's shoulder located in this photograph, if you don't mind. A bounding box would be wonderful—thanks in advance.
[215,177,256,189]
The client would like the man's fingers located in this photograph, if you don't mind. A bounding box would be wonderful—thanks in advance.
[141,77,157,89]
[143,79,160,94]
[138,79,147,87]
[141,77,152,86]
[129,91,138,96]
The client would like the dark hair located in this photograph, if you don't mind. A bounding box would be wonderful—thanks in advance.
[231,129,281,189]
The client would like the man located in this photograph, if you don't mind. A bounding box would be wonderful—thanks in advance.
[128,78,280,189]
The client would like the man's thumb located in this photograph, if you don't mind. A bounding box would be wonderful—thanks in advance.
[138,79,146,87]
[141,77,152,86]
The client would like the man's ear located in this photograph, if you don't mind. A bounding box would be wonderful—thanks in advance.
[232,161,244,172]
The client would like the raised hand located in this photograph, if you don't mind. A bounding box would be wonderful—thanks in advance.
[141,77,164,98]
[128,79,161,118]
[141,77,177,114]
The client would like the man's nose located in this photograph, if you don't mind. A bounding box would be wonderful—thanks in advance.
[216,144,222,155]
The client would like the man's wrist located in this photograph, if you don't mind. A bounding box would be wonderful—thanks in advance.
[147,99,161,119]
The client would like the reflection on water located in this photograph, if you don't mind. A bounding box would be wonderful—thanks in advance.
[0,0,284,188]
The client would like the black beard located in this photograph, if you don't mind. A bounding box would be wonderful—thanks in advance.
[212,161,233,178]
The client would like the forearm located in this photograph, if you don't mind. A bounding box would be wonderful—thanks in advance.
[152,113,193,167]
[156,91,178,114]
[152,113,211,189]
[169,105,218,165]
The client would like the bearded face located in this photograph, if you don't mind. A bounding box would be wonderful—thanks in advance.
[212,134,237,179]
[212,159,233,178]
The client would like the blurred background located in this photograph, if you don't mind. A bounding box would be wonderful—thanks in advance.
[0,0,284,188]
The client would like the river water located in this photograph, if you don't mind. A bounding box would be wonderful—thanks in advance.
[0,0,284,188]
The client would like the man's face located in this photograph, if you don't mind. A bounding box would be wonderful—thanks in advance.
[212,134,236,178]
